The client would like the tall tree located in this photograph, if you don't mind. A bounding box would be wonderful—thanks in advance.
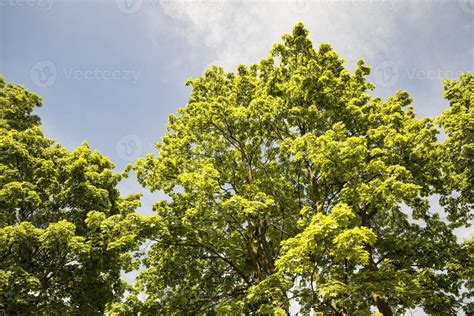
[132,23,472,315]
[0,75,143,314]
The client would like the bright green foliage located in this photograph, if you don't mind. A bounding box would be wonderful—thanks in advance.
[437,72,474,313]
[438,73,473,225]
[0,75,144,314]
[132,24,472,315]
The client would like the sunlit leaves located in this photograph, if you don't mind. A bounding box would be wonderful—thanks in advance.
[129,23,472,315]
[0,75,144,314]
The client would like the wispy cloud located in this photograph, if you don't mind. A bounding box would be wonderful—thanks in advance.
[140,0,472,118]
[148,0,403,70]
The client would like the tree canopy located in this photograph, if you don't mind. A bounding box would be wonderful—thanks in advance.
[0,23,472,316]
[0,75,144,314]
[129,23,473,315]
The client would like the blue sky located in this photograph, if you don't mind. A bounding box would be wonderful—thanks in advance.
[1,0,473,219]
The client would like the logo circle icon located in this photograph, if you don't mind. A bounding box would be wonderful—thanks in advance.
[115,134,143,162]
[373,60,400,88]
[459,0,474,14]
[116,0,143,14]
[30,60,57,88]
[287,0,312,15]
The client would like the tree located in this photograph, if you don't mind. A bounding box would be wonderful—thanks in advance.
[132,23,473,315]
[0,75,144,314]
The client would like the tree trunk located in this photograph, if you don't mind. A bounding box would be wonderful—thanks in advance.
[329,299,350,316]
[372,293,393,316]
[359,209,394,316]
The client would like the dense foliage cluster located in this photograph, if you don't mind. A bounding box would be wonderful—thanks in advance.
[0,76,143,314]
[1,24,472,315]
[129,24,473,315]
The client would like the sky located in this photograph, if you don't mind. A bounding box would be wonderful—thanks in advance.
[0,1,473,314]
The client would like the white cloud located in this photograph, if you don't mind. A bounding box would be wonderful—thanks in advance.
[146,0,407,70]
